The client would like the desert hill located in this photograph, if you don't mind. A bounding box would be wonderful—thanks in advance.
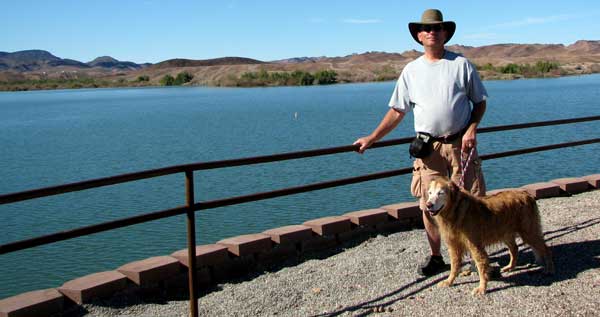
[87,56,146,70]
[135,40,600,86]
[1,40,599,90]
[151,57,265,69]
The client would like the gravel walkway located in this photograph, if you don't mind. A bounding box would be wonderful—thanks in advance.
[82,190,600,316]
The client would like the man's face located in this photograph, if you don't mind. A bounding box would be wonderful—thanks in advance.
[417,23,447,48]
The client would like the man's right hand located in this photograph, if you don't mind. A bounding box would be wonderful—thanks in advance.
[353,136,375,154]
[352,108,405,154]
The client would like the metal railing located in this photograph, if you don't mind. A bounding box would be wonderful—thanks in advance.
[1,115,600,317]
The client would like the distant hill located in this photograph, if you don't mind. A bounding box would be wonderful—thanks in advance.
[446,40,600,63]
[272,56,327,64]
[1,41,599,90]
[150,57,266,69]
[0,50,147,72]
[87,56,144,70]
[0,50,90,71]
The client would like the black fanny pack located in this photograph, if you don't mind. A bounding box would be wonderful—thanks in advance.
[409,132,433,158]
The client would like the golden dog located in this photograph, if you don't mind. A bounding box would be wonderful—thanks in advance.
[426,177,555,295]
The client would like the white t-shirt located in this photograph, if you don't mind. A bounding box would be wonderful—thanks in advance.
[388,50,488,137]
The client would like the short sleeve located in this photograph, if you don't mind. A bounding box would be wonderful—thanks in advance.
[388,70,411,112]
[466,62,488,104]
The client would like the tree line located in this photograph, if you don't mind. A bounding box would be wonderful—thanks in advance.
[159,72,194,86]
[237,69,338,87]
[478,60,562,77]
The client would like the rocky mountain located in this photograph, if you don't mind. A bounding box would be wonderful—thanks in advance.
[272,56,327,64]
[150,57,265,69]
[446,40,600,63]
[87,56,145,70]
[0,50,147,72]
[1,41,599,90]
[0,50,90,71]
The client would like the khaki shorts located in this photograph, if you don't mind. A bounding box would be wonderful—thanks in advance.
[410,138,486,211]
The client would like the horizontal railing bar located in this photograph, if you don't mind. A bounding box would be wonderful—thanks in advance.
[1,137,599,255]
[0,167,413,255]
[194,138,600,211]
[0,206,188,255]
[1,115,598,205]
[477,115,600,134]
[194,167,414,211]
[480,137,600,160]
[0,140,410,205]
[0,167,186,205]
[184,138,413,171]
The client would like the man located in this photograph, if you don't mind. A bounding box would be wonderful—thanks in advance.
[353,9,488,276]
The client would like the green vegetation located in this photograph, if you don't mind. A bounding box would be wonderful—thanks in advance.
[314,70,337,84]
[374,65,398,81]
[0,77,120,91]
[0,60,578,92]
[174,72,194,85]
[237,69,337,87]
[477,60,562,77]
[160,72,194,86]
[159,74,175,86]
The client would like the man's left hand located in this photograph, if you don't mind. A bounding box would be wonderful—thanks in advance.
[462,129,477,152]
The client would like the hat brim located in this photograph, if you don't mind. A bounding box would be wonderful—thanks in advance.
[408,21,455,45]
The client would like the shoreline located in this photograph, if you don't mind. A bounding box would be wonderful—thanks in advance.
[1,69,599,92]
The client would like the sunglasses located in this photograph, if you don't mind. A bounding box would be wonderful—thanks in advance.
[420,24,444,32]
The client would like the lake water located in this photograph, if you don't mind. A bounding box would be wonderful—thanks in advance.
[1,74,599,298]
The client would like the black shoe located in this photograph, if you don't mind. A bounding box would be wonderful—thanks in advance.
[418,255,448,276]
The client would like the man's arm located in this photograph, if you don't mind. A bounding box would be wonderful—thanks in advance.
[353,108,405,153]
[462,100,486,151]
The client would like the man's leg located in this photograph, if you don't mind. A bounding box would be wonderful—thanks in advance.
[422,207,441,256]
[414,143,449,276]
[419,208,446,276]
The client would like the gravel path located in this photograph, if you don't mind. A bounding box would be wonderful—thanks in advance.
[82,190,600,316]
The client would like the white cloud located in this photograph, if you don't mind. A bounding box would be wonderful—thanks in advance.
[342,18,382,24]
[462,33,498,40]
[492,14,573,28]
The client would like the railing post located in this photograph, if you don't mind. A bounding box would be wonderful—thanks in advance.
[185,171,199,317]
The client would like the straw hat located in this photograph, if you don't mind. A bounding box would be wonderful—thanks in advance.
[408,9,456,45]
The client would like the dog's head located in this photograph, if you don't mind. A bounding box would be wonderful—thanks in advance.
[425,177,458,216]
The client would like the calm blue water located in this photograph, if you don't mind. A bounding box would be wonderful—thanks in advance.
[1,75,599,298]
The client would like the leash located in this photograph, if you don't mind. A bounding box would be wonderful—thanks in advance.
[459,147,475,189]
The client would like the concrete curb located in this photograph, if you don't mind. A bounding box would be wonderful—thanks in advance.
[1,174,598,316]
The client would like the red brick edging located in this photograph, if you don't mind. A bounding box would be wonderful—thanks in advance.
[1,174,598,316]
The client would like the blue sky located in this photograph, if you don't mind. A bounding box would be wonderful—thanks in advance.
[1,0,598,63]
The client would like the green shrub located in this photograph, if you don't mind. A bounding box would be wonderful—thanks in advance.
[535,61,559,73]
[174,72,194,85]
[314,70,337,84]
[500,63,521,74]
[160,74,175,86]
[291,71,315,85]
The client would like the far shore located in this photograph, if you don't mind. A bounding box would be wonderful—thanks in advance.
[1,67,599,92]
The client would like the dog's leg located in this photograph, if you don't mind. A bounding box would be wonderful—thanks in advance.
[468,244,489,295]
[438,243,463,288]
[501,237,518,273]
[521,231,555,275]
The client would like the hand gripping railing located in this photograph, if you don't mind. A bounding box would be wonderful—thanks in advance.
[1,115,599,316]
